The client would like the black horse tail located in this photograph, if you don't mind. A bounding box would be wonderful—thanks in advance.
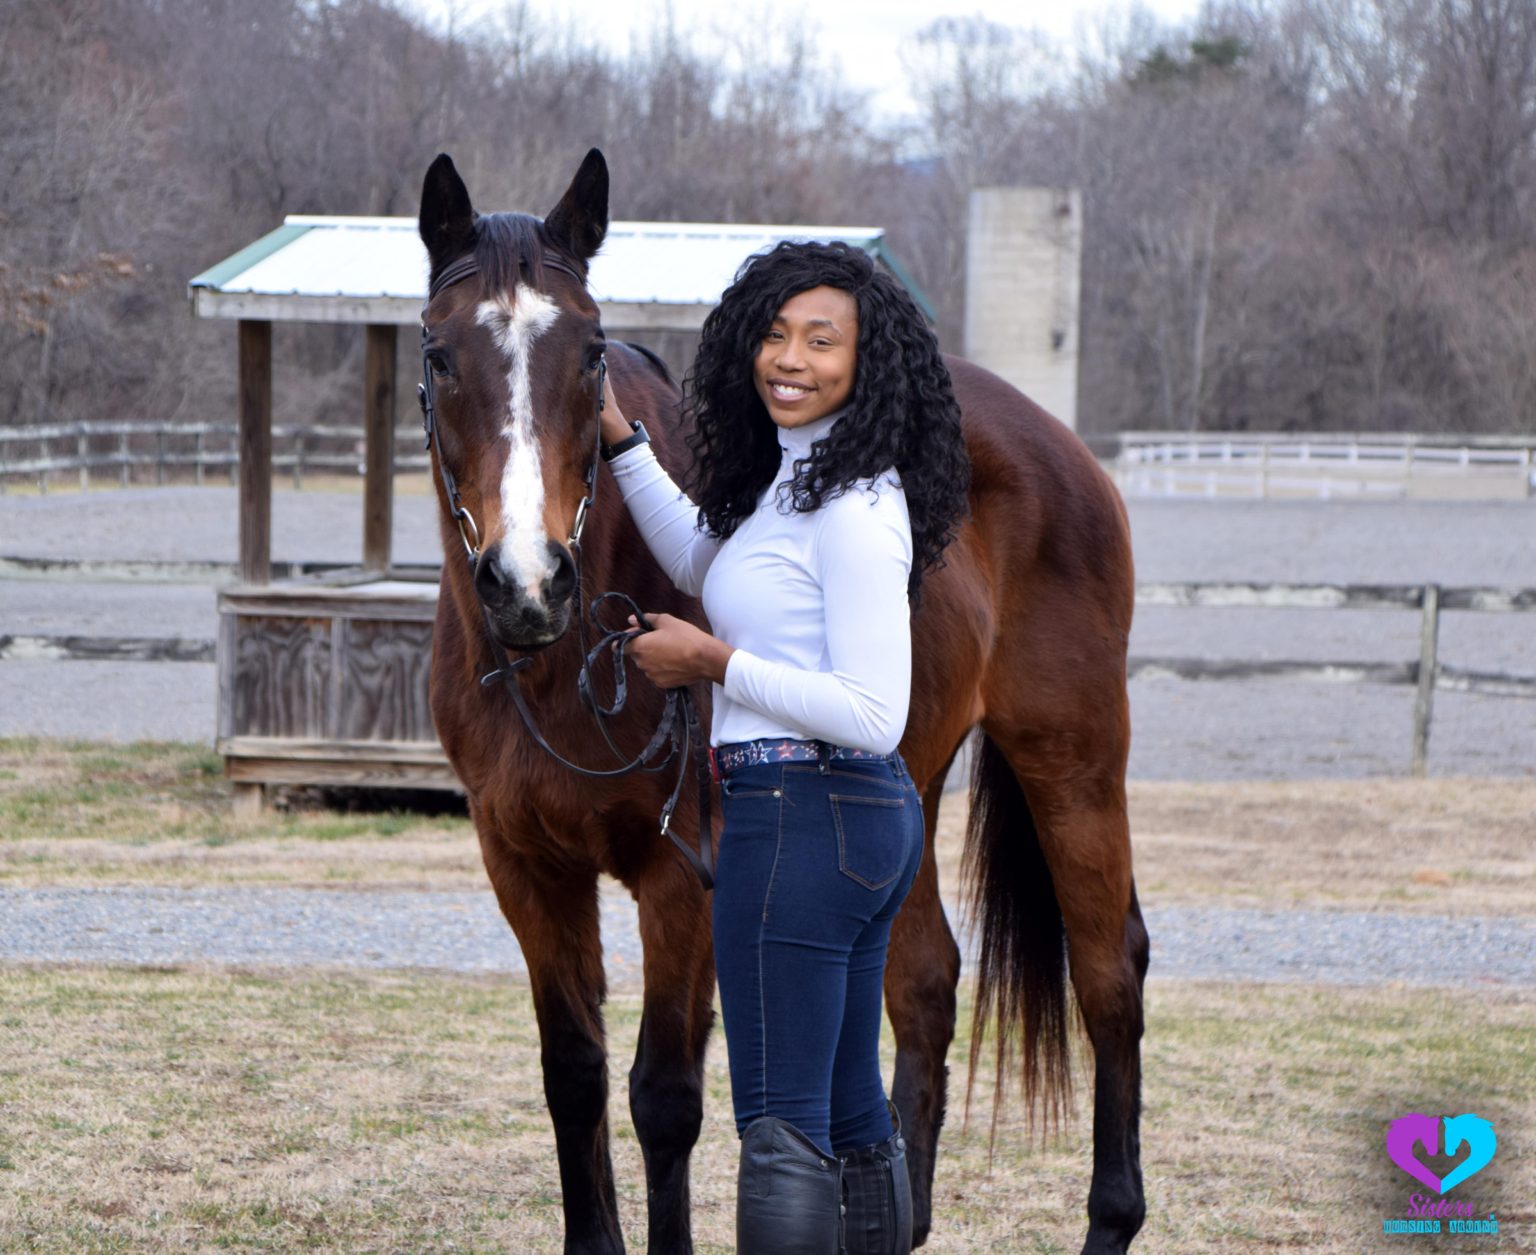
[962,731,1073,1137]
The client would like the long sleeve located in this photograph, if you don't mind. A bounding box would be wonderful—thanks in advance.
[607,442,721,598]
[719,481,912,753]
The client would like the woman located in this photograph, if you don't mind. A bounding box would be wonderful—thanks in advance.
[598,241,969,1255]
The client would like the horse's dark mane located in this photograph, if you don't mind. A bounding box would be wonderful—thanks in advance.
[621,341,675,386]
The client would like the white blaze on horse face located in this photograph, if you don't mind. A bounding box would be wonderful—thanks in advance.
[476,288,561,608]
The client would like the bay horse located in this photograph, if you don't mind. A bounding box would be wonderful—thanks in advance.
[418,148,1148,1254]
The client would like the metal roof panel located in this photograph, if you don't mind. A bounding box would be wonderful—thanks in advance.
[188,216,930,322]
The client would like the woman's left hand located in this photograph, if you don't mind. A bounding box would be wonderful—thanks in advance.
[625,612,735,688]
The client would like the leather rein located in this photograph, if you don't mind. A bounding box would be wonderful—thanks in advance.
[418,252,714,891]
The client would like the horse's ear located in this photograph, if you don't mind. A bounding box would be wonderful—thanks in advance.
[544,148,608,264]
[419,153,477,272]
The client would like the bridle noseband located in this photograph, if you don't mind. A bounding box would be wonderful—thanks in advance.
[418,252,714,890]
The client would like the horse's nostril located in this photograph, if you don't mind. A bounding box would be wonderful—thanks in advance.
[474,549,516,602]
[545,542,576,604]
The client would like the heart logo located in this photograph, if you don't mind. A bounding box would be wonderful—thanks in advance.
[1387,1113,1497,1194]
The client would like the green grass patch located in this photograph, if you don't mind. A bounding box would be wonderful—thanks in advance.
[0,738,474,886]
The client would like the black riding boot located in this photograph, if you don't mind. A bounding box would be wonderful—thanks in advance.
[839,1114,913,1255]
[736,1116,842,1255]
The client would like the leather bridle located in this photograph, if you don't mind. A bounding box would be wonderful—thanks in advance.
[418,252,714,890]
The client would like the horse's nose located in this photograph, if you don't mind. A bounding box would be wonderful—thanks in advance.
[544,541,576,605]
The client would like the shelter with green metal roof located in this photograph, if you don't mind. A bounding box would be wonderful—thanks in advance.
[187,215,933,803]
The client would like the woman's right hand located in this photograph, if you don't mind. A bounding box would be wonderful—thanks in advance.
[600,374,634,446]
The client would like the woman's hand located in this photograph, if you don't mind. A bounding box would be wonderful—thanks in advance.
[625,612,735,688]
[600,374,634,446]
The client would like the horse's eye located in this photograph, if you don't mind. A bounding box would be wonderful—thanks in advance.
[426,350,451,378]
[584,343,606,374]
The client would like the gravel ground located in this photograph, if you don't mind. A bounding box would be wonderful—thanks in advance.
[1127,497,1536,585]
[0,660,218,742]
[0,484,443,566]
[2,662,1531,780]
[4,885,1532,990]
[1,488,1533,776]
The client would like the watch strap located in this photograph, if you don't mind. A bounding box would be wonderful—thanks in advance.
[601,420,651,462]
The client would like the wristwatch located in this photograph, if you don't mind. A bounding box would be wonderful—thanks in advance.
[601,420,651,462]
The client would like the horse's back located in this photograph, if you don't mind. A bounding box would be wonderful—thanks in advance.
[946,355,1133,621]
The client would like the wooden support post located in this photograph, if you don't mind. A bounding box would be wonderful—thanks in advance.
[238,319,273,585]
[363,323,397,573]
[1411,583,1441,777]
[231,782,265,818]
[78,431,88,491]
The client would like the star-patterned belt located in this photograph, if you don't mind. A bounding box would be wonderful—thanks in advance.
[710,738,897,779]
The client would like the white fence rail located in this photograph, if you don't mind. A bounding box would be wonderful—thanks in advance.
[0,421,429,492]
[1114,432,1536,500]
[10,424,1536,500]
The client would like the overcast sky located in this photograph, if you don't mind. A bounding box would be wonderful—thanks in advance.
[411,0,1206,122]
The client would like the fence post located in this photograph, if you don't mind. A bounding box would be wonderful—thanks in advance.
[238,319,273,584]
[119,431,130,488]
[78,431,88,491]
[293,431,304,490]
[156,430,166,485]
[363,323,397,573]
[1411,583,1441,777]
[195,430,205,486]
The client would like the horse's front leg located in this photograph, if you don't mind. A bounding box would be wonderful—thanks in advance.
[480,832,625,1255]
[628,847,715,1254]
[885,774,962,1248]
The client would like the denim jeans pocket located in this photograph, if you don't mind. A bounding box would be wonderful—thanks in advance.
[828,792,908,889]
[721,769,781,800]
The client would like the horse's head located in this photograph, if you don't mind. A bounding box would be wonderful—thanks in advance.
[418,149,610,651]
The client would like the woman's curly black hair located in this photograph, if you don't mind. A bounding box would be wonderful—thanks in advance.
[683,240,970,603]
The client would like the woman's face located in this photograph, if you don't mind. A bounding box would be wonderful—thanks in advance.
[753,284,858,430]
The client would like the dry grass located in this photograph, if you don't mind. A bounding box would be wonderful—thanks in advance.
[2,965,1531,1254]
[7,740,1533,917]
[931,777,1536,919]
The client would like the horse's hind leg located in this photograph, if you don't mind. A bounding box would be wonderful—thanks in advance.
[479,834,625,1255]
[629,853,715,1255]
[983,722,1149,1255]
[885,758,962,1247]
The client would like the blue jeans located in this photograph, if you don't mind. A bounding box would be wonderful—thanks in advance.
[713,752,925,1157]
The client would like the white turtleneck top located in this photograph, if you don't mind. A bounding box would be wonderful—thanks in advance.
[607,409,913,754]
